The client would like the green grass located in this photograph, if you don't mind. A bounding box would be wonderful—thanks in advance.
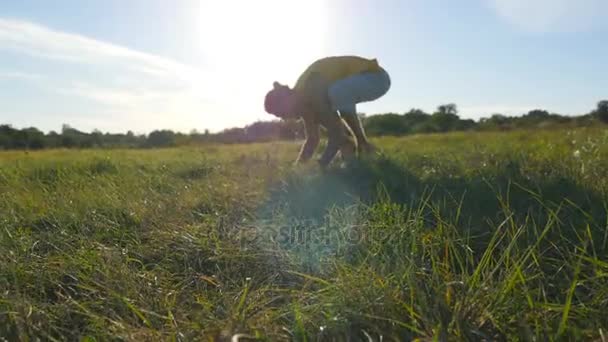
[1,127,608,341]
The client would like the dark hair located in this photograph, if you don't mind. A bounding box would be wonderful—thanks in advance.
[264,82,291,116]
[264,89,278,114]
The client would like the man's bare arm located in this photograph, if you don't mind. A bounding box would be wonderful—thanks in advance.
[296,116,320,164]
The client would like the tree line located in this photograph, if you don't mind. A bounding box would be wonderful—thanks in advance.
[1,101,607,150]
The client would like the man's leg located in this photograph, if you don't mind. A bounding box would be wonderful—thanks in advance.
[328,68,391,155]
[318,109,355,167]
[340,110,375,154]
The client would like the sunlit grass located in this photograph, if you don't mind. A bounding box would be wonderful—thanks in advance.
[1,128,607,340]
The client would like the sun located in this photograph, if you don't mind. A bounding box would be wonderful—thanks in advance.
[198,0,328,88]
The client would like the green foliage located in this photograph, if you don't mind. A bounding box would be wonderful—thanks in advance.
[2,100,606,150]
[146,130,176,148]
[0,125,46,149]
[364,104,476,135]
[0,120,306,150]
[594,100,608,124]
[1,127,608,340]
[363,113,408,136]
[430,104,461,132]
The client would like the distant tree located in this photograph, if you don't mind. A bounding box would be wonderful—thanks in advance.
[516,109,546,128]
[403,109,431,125]
[46,131,60,148]
[0,99,605,149]
[456,119,477,131]
[518,109,572,127]
[0,124,11,133]
[61,135,77,148]
[91,129,103,147]
[0,125,16,149]
[21,127,45,149]
[278,119,304,140]
[61,124,72,134]
[595,100,608,124]
[431,104,461,132]
[437,103,458,116]
[479,114,513,130]
[245,121,282,142]
[400,109,432,134]
[60,124,90,147]
[523,109,550,124]
[364,113,408,136]
[174,132,190,146]
[146,130,176,147]
[526,109,550,118]
[216,127,247,143]
[121,130,142,147]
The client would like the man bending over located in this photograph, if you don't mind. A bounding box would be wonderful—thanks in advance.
[264,55,391,167]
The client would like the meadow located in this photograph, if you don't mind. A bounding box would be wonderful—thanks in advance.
[1,127,608,341]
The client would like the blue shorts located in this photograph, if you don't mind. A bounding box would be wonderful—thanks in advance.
[327,68,391,114]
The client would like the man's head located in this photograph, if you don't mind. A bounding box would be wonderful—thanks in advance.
[264,82,297,119]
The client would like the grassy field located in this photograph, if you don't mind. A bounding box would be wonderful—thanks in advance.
[1,127,608,341]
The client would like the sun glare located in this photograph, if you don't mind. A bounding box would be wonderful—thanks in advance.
[198,0,328,89]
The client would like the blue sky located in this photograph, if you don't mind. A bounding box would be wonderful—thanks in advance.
[1,0,607,133]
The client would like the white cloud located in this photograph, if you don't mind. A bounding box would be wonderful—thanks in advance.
[0,70,43,81]
[0,19,198,81]
[0,18,237,133]
[487,0,608,33]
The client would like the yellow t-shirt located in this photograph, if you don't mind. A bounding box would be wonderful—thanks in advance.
[294,56,381,92]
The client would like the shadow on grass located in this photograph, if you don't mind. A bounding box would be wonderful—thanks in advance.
[261,155,608,251]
